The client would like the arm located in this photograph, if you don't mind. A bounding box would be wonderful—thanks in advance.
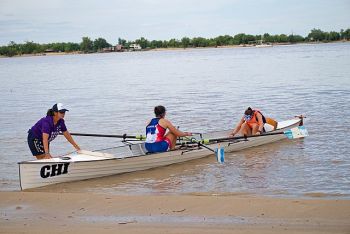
[42,133,52,159]
[162,119,191,137]
[256,113,264,135]
[62,131,81,150]
[230,117,244,136]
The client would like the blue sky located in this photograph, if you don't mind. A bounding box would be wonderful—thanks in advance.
[0,0,349,45]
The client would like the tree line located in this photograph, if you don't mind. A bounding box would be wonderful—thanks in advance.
[1,28,349,57]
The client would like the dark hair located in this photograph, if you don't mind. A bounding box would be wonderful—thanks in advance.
[47,108,55,116]
[244,107,253,116]
[154,105,166,117]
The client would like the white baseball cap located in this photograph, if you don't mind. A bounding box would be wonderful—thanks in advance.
[52,103,69,113]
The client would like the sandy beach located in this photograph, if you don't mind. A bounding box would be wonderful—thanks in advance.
[1,191,349,234]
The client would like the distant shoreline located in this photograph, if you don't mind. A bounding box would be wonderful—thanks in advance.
[1,40,349,59]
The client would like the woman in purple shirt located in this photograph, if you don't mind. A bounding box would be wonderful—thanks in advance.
[28,103,81,159]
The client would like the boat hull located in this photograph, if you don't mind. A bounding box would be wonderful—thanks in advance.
[19,118,302,190]
[19,147,212,190]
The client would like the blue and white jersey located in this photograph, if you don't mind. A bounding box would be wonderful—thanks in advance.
[145,118,166,143]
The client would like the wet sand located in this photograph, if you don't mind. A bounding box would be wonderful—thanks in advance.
[1,192,349,233]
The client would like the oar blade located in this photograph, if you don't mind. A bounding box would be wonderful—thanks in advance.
[135,135,146,140]
[285,126,309,139]
[215,147,225,163]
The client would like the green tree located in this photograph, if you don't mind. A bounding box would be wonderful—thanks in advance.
[162,40,169,48]
[208,38,217,47]
[7,41,19,56]
[278,34,289,43]
[150,40,163,49]
[233,33,256,44]
[80,37,93,53]
[288,34,304,43]
[327,31,340,41]
[135,37,149,49]
[0,44,17,57]
[93,38,111,52]
[20,41,42,54]
[308,28,326,41]
[64,42,80,52]
[245,34,256,44]
[181,37,190,48]
[191,37,209,47]
[168,38,179,47]
[214,35,234,46]
[51,43,65,52]
[118,38,127,46]
[343,28,350,40]
[233,33,245,44]
[123,41,132,48]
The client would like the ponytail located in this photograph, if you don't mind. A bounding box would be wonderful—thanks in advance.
[47,109,55,116]
[244,107,253,115]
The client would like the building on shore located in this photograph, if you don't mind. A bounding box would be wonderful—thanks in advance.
[44,49,55,53]
[115,44,125,52]
[129,44,142,51]
[101,44,141,53]
[102,47,115,52]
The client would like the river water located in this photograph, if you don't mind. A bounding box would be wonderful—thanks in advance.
[0,43,349,198]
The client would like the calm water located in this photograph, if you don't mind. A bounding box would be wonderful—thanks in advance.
[0,43,349,198]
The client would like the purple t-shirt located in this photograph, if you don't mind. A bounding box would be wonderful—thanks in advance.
[30,116,67,142]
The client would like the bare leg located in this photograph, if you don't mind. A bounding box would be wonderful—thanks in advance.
[35,153,52,159]
[35,154,46,160]
[251,123,259,135]
[165,132,177,150]
[240,122,252,136]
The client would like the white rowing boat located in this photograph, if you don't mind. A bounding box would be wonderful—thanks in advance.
[19,118,304,190]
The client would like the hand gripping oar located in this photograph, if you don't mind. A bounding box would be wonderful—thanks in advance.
[68,132,146,140]
[203,126,309,144]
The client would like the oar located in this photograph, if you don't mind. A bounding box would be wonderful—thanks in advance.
[200,126,308,144]
[183,136,225,163]
[68,132,146,140]
[182,126,308,163]
[69,131,203,141]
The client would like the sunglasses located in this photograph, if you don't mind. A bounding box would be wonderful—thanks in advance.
[244,114,252,121]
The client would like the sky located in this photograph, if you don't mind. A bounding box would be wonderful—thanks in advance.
[0,0,349,45]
